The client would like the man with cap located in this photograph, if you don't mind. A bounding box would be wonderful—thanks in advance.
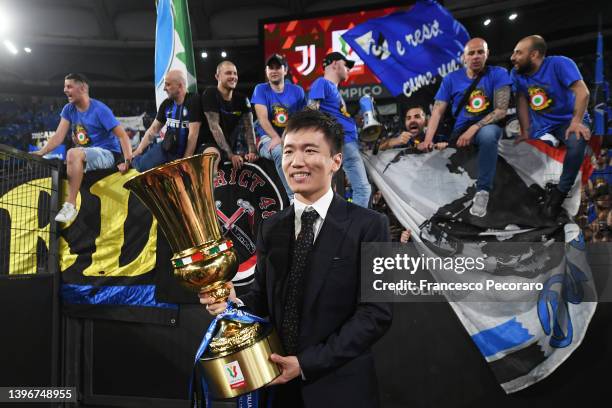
[251,54,306,200]
[307,52,372,208]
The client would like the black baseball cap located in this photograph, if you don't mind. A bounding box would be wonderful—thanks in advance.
[322,52,355,69]
[265,54,288,68]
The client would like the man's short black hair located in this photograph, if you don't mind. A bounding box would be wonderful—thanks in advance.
[405,105,427,116]
[528,35,547,57]
[64,73,89,85]
[284,109,344,155]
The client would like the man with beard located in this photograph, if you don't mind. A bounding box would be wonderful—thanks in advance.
[196,60,258,170]
[131,70,200,171]
[379,105,447,151]
[307,52,372,208]
[251,54,306,200]
[511,35,591,218]
[32,73,132,223]
[418,38,511,218]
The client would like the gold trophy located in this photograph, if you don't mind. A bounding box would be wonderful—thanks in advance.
[124,153,282,399]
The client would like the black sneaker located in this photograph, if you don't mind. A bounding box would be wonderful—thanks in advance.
[542,187,567,219]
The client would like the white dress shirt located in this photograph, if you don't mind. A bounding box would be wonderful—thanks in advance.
[293,187,334,242]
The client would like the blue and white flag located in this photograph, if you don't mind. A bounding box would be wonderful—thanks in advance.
[363,140,597,392]
[155,0,197,108]
[342,0,469,98]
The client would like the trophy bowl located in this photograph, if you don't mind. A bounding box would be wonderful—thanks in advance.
[124,153,282,398]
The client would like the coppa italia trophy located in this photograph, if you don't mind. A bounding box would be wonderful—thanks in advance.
[124,153,282,399]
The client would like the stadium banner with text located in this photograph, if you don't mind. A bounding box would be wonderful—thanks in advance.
[342,0,470,98]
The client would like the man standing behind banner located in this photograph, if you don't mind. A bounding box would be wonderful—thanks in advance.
[511,35,591,218]
[418,38,511,218]
[33,73,132,223]
[196,60,258,170]
[379,105,448,151]
[307,52,372,208]
[252,54,306,200]
[132,70,200,172]
[201,109,392,407]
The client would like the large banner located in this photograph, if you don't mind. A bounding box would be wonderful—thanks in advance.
[58,159,285,323]
[342,0,469,98]
[155,0,197,108]
[363,140,597,392]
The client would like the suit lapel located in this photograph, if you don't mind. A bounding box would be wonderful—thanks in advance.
[303,194,351,314]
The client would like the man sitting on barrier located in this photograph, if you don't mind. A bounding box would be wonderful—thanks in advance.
[131,70,200,172]
[418,38,511,218]
[511,35,591,219]
[196,60,258,171]
[33,73,132,223]
[251,54,306,200]
[379,105,447,151]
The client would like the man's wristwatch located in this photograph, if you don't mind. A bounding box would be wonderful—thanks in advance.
[124,158,132,167]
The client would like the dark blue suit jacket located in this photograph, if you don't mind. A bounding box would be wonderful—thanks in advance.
[242,194,393,407]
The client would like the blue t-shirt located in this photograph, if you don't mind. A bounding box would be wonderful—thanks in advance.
[435,66,512,134]
[251,82,306,144]
[308,77,357,143]
[60,99,121,153]
[155,94,199,157]
[511,56,590,137]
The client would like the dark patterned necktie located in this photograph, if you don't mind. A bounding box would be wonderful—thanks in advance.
[281,208,319,355]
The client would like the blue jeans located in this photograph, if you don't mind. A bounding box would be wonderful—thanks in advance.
[472,124,502,192]
[258,136,293,200]
[548,121,588,193]
[132,143,178,172]
[343,141,371,208]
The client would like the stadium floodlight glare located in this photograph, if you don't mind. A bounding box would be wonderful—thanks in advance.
[483,18,491,26]
[221,50,227,58]
[201,51,208,59]
[0,9,11,34]
[4,40,18,55]
[24,47,31,53]
[508,13,518,21]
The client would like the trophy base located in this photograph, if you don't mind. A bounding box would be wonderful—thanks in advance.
[200,325,283,399]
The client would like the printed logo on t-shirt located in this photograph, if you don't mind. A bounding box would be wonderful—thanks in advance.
[223,361,246,389]
[466,89,490,114]
[528,86,552,111]
[73,124,91,146]
[271,104,289,128]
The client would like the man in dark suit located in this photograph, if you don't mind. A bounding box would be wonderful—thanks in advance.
[201,109,392,407]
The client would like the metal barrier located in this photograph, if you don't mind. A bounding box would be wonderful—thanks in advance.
[0,143,62,275]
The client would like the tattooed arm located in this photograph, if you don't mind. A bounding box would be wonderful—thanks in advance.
[241,112,257,154]
[418,100,447,151]
[456,86,510,147]
[476,85,511,128]
[204,111,233,157]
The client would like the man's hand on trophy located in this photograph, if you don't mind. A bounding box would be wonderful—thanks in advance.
[199,282,237,316]
[268,354,301,385]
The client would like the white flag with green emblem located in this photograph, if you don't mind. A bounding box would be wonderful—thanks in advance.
[155,0,197,109]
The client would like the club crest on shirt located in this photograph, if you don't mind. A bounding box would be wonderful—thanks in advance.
[73,124,91,146]
[271,104,289,128]
[528,86,553,111]
[466,89,490,113]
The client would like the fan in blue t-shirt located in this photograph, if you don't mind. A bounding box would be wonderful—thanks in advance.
[420,38,512,218]
[511,35,591,219]
[251,54,306,200]
[32,73,131,225]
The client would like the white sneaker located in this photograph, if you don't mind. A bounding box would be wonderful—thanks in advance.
[470,190,489,217]
[55,202,78,223]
